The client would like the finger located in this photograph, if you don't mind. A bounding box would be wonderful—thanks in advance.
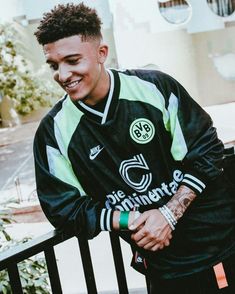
[158,232,172,248]
[131,229,147,242]
[163,239,170,247]
[156,237,171,251]
[136,234,160,247]
[162,232,172,244]
[136,237,151,247]
[129,213,148,231]
[143,240,158,250]
[150,243,162,251]
[131,224,157,242]
[158,243,164,250]
[150,237,171,251]
[162,226,172,237]
[157,240,170,250]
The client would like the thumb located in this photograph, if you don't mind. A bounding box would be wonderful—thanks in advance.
[129,213,147,231]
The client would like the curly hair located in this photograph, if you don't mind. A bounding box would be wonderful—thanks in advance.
[34,2,102,45]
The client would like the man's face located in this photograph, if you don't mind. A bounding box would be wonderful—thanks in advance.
[43,35,108,103]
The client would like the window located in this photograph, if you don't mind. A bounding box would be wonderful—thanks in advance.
[157,0,192,24]
[207,0,235,17]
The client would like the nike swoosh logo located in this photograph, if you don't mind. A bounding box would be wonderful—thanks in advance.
[89,147,104,160]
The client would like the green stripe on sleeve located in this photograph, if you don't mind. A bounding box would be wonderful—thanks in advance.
[167,93,188,160]
[51,96,85,193]
[54,96,83,159]
[46,145,86,195]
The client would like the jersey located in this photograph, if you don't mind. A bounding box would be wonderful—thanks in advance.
[33,69,235,279]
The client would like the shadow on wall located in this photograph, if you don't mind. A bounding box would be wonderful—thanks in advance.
[139,64,160,70]
[209,52,235,80]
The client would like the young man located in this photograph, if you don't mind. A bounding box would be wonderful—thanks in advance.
[34,3,235,293]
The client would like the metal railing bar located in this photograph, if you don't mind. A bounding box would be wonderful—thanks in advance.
[78,237,98,294]
[0,230,72,271]
[7,263,23,294]
[44,247,63,294]
[109,232,129,294]
[0,230,148,294]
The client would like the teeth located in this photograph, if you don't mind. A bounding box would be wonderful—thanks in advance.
[65,80,80,89]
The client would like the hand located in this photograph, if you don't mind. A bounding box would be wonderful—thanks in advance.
[129,209,172,251]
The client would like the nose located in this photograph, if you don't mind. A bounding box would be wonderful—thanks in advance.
[55,64,72,83]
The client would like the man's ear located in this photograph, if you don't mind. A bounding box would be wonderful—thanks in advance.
[98,44,108,64]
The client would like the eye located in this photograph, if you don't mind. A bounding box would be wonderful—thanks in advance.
[48,63,58,71]
[67,58,80,65]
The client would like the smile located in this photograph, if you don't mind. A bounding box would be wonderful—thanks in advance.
[64,79,81,89]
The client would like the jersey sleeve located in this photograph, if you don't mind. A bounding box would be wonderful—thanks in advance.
[33,116,112,239]
[155,71,224,195]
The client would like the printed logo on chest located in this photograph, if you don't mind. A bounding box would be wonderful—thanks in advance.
[89,145,104,160]
[130,118,155,144]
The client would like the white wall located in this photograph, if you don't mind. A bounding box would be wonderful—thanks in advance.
[2,0,235,106]
[113,27,199,100]
[193,26,235,105]
[110,0,235,106]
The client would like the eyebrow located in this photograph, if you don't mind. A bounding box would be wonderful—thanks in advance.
[46,54,82,64]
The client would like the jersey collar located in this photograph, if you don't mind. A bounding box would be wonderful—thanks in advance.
[73,69,120,124]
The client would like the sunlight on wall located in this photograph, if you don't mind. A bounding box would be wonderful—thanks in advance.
[0,0,23,22]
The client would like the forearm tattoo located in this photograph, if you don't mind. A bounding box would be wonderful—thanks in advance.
[166,185,197,221]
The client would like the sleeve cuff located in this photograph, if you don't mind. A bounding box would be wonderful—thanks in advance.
[181,173,206,194]
[100,209,114,231]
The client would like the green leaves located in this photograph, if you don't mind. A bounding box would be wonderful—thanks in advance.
[0,23,61,116]
[18,258,50,293]
[0,258,50,294]
[0,215,13,243]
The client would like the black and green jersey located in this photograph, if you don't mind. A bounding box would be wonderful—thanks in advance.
[34,69,235,279]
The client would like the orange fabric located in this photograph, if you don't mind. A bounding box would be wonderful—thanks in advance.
[213,262,228,289]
